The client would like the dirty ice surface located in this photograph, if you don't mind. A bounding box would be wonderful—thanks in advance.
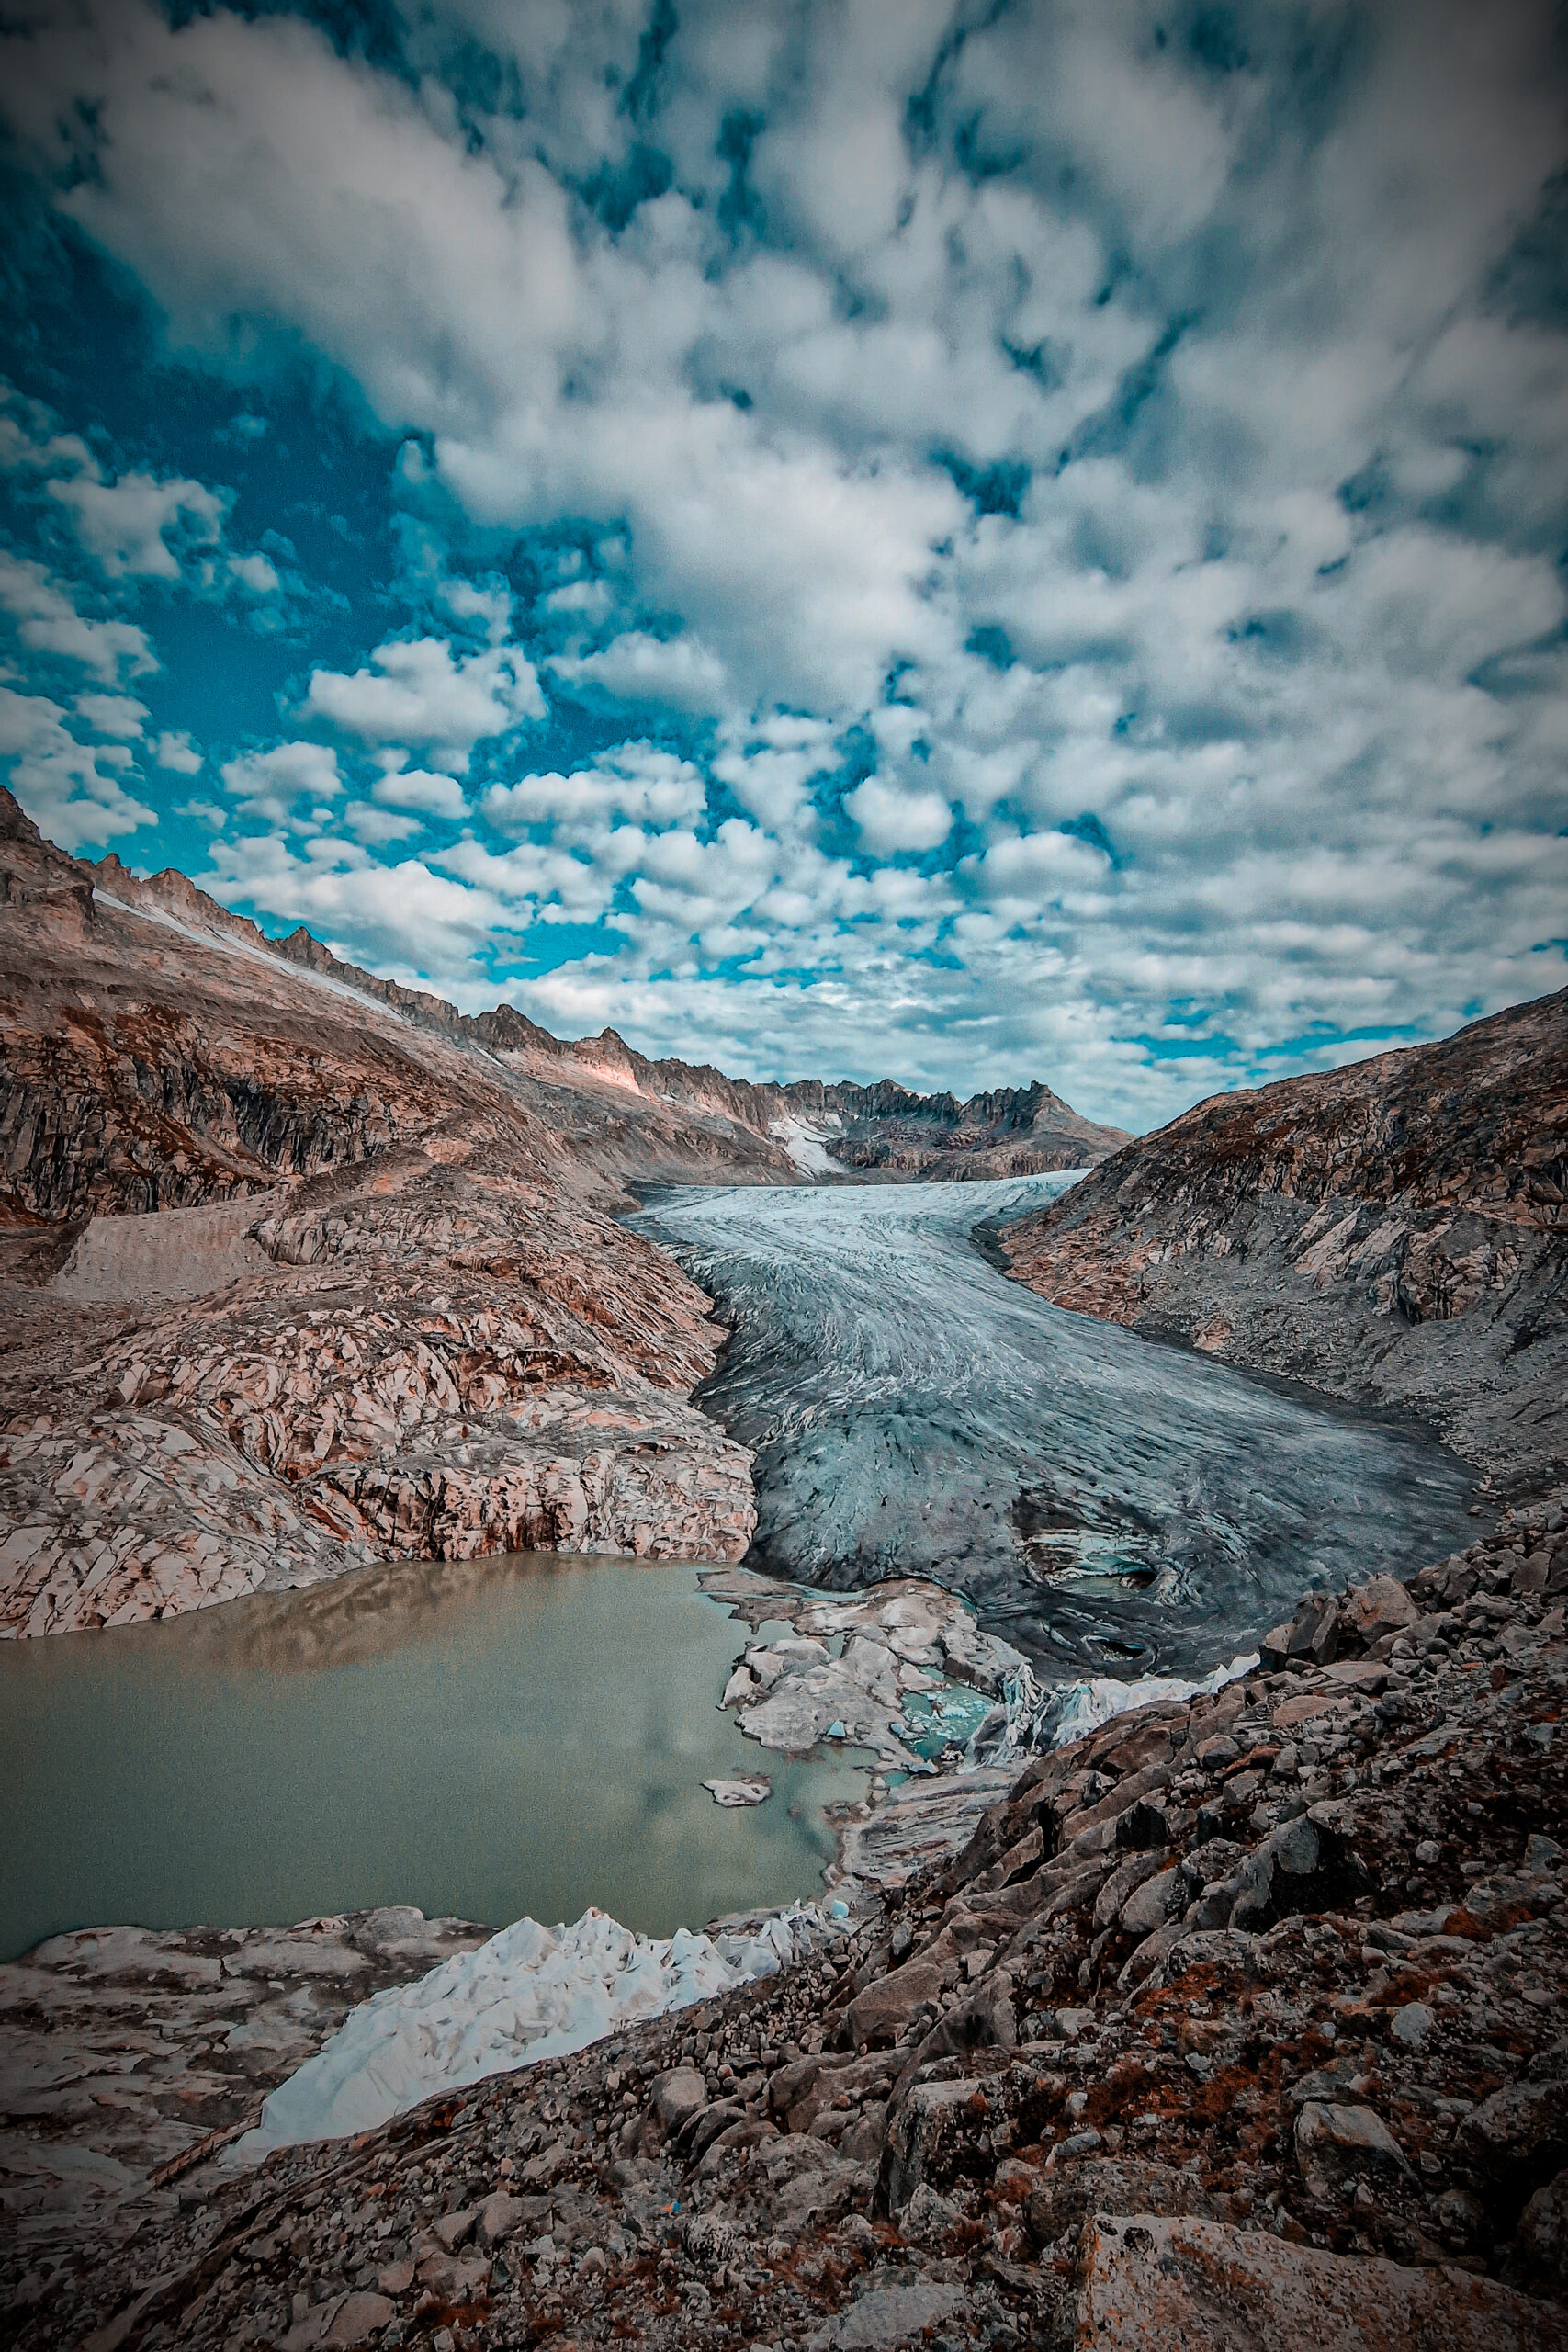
[235,1900,843,2155]
[634,1178,1480,1683]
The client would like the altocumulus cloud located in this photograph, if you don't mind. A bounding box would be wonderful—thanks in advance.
[0,0,1564,1126]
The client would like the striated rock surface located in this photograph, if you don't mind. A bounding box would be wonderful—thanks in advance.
[0,791,766,1634]
[1001,991,1568,1494]
[7,1514,1565,2346]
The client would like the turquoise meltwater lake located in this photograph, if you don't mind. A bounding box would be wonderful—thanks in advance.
[0,1551,873,1962]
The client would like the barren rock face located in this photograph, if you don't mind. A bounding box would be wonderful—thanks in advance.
[0,790,769,1634]
[1000,989,1568,1491]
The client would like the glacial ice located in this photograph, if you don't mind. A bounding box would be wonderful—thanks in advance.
[234,1902,834,2157]
[1023,1653,1259,1750]
[637,1176,1480,1682]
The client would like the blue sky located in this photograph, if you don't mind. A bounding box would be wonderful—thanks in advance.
[1,0,1565,1129]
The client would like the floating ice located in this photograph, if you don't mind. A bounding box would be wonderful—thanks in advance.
[233,1901,830,2157]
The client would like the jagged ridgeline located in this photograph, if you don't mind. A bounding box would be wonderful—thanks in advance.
[0,785,1122,1638]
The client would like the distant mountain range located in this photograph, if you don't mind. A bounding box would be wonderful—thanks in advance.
[78,841,1128,1187]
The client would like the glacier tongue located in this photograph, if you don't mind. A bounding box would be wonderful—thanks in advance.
[233,1902,833,2158]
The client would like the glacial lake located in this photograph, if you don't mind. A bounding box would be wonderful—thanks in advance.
[0,1552,872,1964]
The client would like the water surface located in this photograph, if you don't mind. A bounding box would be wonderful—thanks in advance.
[0,1552,868,1963]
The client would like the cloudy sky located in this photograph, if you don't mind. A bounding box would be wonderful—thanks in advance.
[1,0,1565,1128]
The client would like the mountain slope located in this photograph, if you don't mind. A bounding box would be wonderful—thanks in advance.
[0,790,1119,1634]
[85,842,1129,1186]
[0,792,774,1634]
[1000,992,1568,1492]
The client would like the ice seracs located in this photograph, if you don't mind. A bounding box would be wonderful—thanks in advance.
[234,1901,844,2157]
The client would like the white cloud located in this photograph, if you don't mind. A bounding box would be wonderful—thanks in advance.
[371,764,468,820]
[303,637,545,769]
[484,745,705,842]
[154,730,203,774]
[344,798,423,846]
[225,549,280,596]
[220,741,343,825]
[844,776,953,856]
[0,684,156,847]
[548,630,728,712]
[0,550,157,681]
[74,692,148,738]
[48,467,227,580]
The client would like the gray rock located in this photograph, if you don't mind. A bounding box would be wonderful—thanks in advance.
[1296,2101,1416,2198]
[808,2278,966,2349]
[1077,2213,1568,2350]
[1517,2165,1568,2301]
[650,2064,707,2133]
[1120,1863,1185,1938]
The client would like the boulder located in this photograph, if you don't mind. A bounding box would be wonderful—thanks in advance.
[877,2076,990,2212]
[1262,1593,1341,1670]
[1343,1574,1419,1645]
[1517,2165,1568,2302]
[322,2296,395,2350]
[1119,1863,1185,1938]
[1077,2214,1568,2349]
[1022,2158,1217,2250]
[475,2191,522,2249]
[1461,2052,1568,2222]
[807,2278,966,2350]
[650,2064,707,2133]
[1296,2102,1416,2199]
[842,1958,951,2049]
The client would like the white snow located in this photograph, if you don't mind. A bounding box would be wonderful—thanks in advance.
[232,1901,832,2157]
[767,1113,839,1175]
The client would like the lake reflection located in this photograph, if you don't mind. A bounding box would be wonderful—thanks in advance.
[0,1553,872,1962]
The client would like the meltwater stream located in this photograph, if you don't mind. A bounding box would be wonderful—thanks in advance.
[635,1175,1482,1682]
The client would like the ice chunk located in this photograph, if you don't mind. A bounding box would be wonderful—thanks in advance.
[232,1902,826,2156]
[1034,1653,1259,1749]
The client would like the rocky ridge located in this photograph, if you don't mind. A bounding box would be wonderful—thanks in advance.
[7,1503,1565,2350]
[0,791,766,1634]
[1000,990,1568,1496]
[83,841,1126,1186]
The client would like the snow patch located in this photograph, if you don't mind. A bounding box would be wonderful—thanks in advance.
[768,1113,839,1176]
[231,1901,833,2157]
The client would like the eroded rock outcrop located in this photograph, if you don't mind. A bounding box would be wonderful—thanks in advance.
[1001,990,1568,1492]
[0,791,768,1633]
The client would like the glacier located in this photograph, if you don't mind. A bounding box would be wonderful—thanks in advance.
[636,1176,1480,1682]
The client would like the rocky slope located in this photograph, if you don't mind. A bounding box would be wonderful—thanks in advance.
[1000,992,1568,1496]
[85,843,1126,1186]
[6,1506,1564,2349]
[0,791,773,1634]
